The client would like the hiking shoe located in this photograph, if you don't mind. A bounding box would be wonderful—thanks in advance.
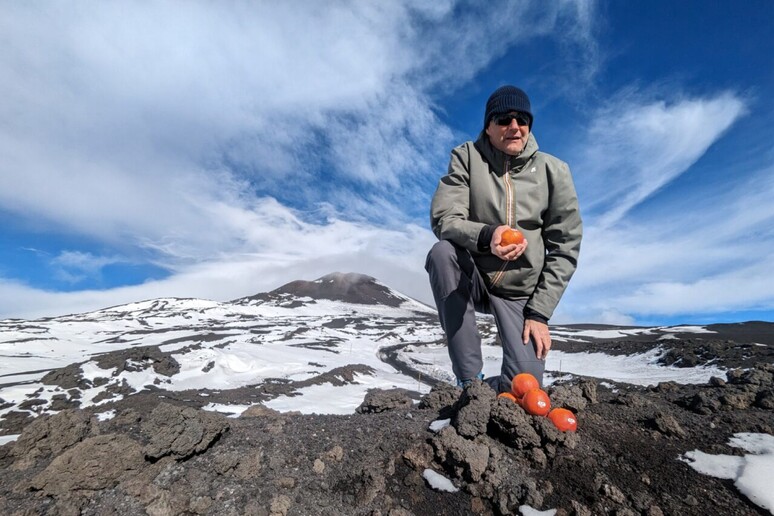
[456,372,484,388]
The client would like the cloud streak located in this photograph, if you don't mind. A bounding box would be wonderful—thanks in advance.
[49,251,125,285]
[577,91,747,228]
[562,165,774,323]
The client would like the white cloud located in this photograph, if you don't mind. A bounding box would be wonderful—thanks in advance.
[615,260,774,315]
[578,91,747,228]
[49,251,124,285]
[0,1,596,239]
[564,165,774,321]
[0,199,439,319]
[539,87,772,323]
[0,1,598,318]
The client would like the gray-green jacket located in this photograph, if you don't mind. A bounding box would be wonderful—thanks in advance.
[430,132,582,319]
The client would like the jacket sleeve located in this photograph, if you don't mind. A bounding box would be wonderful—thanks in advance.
[526,160,582,319]
[430,143,488,252]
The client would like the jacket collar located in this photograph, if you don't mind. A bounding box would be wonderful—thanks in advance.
[475,131,539,174]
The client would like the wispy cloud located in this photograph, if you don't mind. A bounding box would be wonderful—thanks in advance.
[616,259,774,315]
[577,90,747,228]
[562,165,774,322]
[49,251,124,285]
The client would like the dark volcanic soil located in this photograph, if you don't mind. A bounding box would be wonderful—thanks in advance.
[1,360,772,515]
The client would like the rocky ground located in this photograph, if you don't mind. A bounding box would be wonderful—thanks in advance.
[1,341,772,515]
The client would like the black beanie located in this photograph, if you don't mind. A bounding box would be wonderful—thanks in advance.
[484,85,532,129]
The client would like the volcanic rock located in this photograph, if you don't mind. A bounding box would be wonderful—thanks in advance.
[488,398,541,450]
[418,382,459,419]
[686,391,722,415]
[756,389,774,409]
[245,272,408,307]
[41,363,92,390]
[719,391,756,410]
[240,403,281,418]
[548,383,588,413]
[29,434,145,496]
[430,426,490,482]
[452,380,496,439]
[647,411,687,438]
[11,409,92,469]
[577,378,599,404]
[357,388,413,414]
[141,403,229,461]
[0,316,772,515]
[532,417,579,451]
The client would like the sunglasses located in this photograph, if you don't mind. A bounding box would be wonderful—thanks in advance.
[493,113,530,127]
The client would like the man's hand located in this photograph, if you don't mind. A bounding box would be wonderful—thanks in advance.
[523,319,551,360]
[491,225,527,261]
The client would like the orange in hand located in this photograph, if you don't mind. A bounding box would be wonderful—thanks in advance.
[498,392,518,403]
[521,388,551,416]
[511,373,539,399]
[500,228,524,246]
[548,408,578,432]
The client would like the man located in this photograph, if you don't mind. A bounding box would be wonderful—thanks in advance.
[426,85,582,392]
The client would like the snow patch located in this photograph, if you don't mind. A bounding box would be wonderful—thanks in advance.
[519,506,557,516]
[202,402,251,418]
[0,434,19,446]
[429,418,451,432]
[668,325,714,334]
[400,344,727,387]
[263,370,423,415]
[422,469,458,492]
[548,349,727,386]
[680,432,774,513]
[95,410,116,421]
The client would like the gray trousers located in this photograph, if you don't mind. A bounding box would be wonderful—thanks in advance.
[425,240,544,392]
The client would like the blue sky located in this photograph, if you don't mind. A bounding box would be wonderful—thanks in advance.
[1,1,772,324]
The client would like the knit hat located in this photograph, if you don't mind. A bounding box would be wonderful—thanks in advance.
[484,85,532,129]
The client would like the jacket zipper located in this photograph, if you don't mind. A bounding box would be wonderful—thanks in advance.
[491,157,514,287]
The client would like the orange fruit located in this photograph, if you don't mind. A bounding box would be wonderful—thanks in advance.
[511,373,539,399]
[498,392,518,403]
[548,408,577,432]
[500,228,524,246]
[521,388,551,416]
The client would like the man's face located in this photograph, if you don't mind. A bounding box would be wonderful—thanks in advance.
[486,112,531,156]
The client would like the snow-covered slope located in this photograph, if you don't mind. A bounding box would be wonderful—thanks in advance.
[0,272,768,431]
[0,274,441,423]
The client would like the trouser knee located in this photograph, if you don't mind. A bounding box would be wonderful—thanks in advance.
[426,240,470,301]
[425,240,458,272]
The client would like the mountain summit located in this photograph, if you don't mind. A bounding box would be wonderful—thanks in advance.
[239,272,414,308]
